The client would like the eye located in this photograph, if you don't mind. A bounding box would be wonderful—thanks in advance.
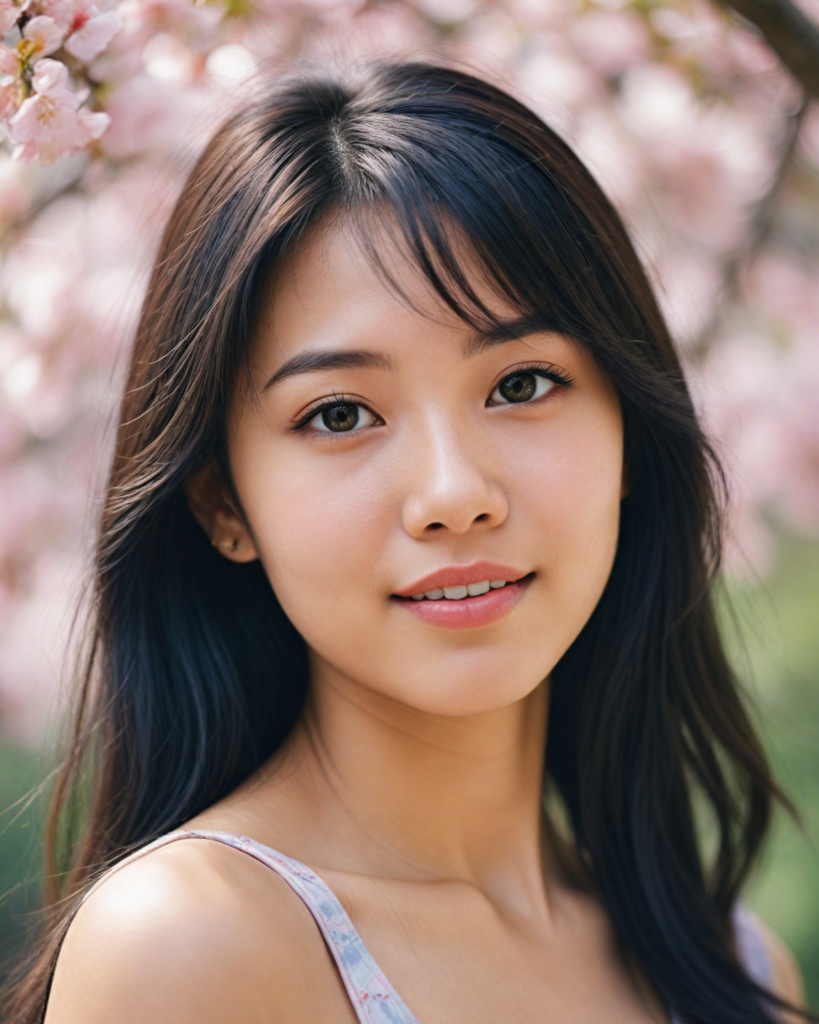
[489,370,556,405]
[309,401,377,433]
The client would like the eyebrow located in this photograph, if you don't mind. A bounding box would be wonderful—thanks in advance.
[261,349,394,391]
[262,316,559,391]
[463,316,559,358]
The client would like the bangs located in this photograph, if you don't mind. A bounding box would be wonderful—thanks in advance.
[331,104,617,347]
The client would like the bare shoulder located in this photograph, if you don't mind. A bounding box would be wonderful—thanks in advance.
[45,837,352,1024]
[748,912,805,1011]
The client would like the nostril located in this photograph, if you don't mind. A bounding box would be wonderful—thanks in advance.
[474,513,489,523]
[427,522,444,531]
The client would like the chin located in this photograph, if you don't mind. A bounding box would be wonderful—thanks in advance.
[385,669,546,718]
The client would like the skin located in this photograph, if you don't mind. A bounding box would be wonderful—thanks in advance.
[45,217,804,1024]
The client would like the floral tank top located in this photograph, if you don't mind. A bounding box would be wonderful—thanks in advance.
[70,829,773,1024]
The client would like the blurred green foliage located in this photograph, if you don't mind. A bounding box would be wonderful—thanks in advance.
[0,742,46,994]
[0,535,817,1001]
[730,536,819,1005]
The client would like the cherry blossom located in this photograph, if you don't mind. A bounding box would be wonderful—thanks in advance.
[0,0,817,742]
[0,77,19,123]
[37,0,102,32]
[14,14,64,67]
[0,1,121,166]
[28,0,123,62]
[9,57,109,163]
[0,44,19,76]
[64,9,122,61]
[0,0,24,36]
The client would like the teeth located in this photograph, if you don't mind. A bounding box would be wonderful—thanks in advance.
[408,580,512,601]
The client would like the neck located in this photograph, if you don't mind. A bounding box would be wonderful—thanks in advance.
[268,659,553,920]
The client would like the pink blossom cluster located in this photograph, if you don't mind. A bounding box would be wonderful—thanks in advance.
[0,0,121,163]
[0,0,818,741]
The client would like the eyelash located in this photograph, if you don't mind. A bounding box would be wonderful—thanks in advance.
[291,362,575,435]
[486,362,575,404]
[291,392,375,433]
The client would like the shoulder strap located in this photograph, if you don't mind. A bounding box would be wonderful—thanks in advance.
[68,829,420,1024]
[667,906,774,1024]
[181,831,419,1024]
[734,904,773,990]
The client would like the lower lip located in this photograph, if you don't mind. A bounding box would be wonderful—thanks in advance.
[392,576,532,630]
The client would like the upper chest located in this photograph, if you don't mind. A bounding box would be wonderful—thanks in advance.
[293,870,668,1024]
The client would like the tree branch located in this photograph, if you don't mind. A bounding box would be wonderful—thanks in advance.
[718,0,819,96]
[687,97,808,362]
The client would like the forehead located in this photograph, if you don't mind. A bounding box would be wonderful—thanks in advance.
[255,214,519,363]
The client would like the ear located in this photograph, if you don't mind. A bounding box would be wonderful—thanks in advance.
[184,461,259,564]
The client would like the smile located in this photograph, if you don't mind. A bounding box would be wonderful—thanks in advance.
[408,579,512,600]
[392,564,534,630]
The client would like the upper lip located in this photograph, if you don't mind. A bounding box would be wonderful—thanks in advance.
[394,561,529,598]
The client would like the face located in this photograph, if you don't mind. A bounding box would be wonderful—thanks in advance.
[203,218,624,717]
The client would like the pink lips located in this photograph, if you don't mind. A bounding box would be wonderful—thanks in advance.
[392,562,532,630]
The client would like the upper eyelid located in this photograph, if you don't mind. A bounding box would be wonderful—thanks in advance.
[297,391,365,416]
[488,361,575,390]
[293,361,572,425]
[292,393,379,430]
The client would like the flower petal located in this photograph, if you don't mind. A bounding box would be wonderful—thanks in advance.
[64,10,122,63]
[10,91,102,163]
[0,44,20,76]
[0,4,20,35]
[36,0,91,34]
[30,57,72,98]
[22,15,65,60]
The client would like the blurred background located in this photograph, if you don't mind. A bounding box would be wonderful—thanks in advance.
[0,0,818,1006]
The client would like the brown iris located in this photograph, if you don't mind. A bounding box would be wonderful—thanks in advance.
[321,403,360,431]
[498,372,537,403]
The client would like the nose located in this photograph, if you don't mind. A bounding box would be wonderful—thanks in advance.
[400,422,509,538]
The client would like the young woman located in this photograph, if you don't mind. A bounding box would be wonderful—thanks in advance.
[4,61,806,1024]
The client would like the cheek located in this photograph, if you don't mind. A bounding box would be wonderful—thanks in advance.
[230,435,394,638]
[512,410,623,619]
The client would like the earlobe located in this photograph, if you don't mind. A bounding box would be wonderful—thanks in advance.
[208,510,259,563]
[184,462,260,564]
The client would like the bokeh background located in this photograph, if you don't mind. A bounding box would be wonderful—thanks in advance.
[0,0,818,1006]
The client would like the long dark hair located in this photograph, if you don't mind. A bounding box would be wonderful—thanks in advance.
[3,61,794,1023]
